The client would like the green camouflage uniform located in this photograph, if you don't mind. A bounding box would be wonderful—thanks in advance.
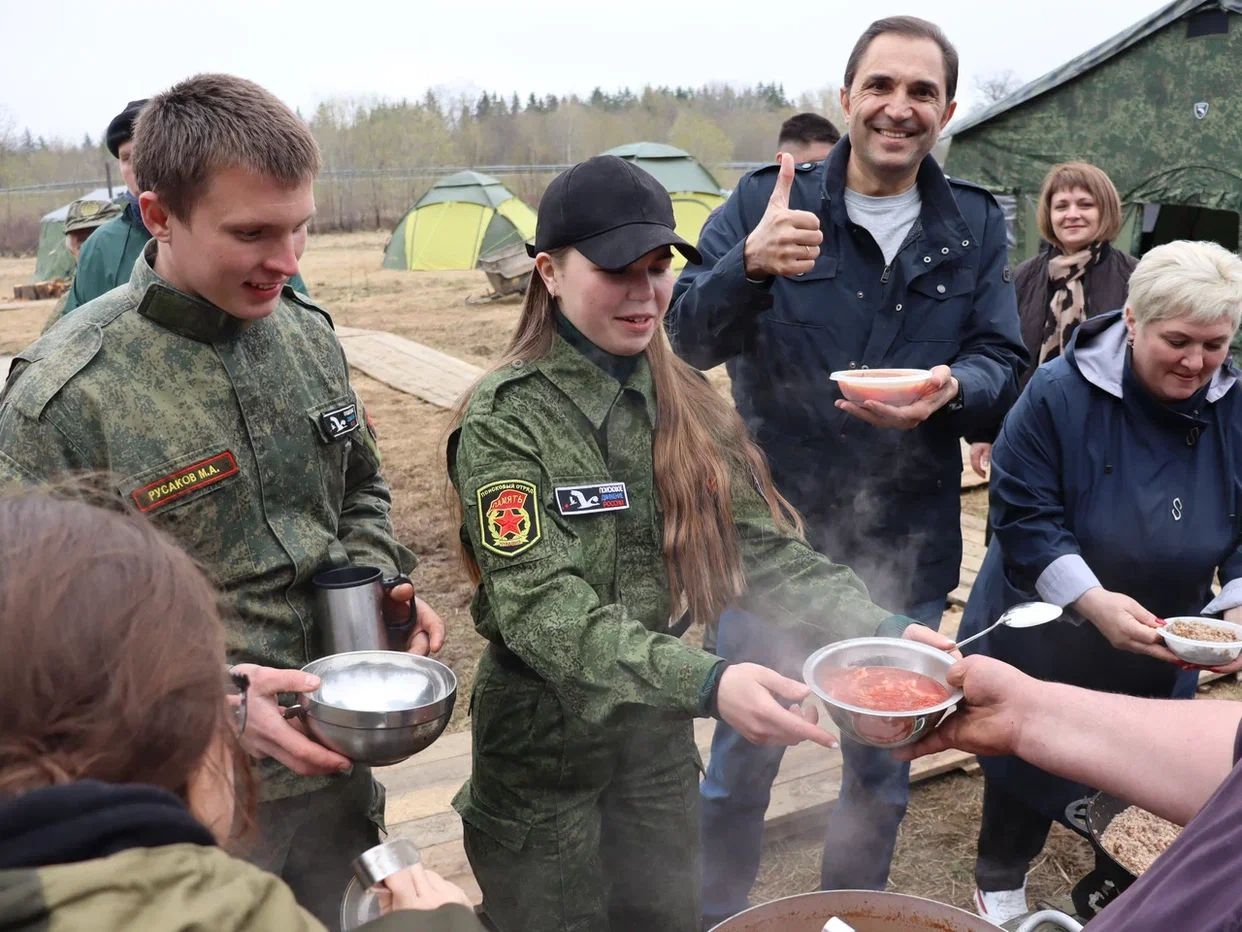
[0,242,414,804]
[448,335,895,932]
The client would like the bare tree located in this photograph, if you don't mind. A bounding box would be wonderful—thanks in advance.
[972,70,1024,110]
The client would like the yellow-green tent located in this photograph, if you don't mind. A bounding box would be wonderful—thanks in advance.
[601,143,727,267]
[382,171,537,271]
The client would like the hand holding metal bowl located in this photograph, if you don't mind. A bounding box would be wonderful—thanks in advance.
[284,651,457,766]
[802,638,962,749]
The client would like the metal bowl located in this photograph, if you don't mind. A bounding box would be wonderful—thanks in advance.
[295,651,457,766]
[802,638,961,749]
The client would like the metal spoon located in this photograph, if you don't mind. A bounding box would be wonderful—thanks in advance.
[952,601,1063,651]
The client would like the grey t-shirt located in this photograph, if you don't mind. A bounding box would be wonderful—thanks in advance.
[843,184,921,265]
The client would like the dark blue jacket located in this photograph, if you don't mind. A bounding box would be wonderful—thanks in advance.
[960,311,1242,816]
[668,139,1026,610]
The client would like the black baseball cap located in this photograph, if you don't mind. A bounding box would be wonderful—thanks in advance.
[527,155,701,270]
[105,99,148,158]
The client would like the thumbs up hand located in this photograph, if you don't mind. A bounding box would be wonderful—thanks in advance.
[742,152,823,280]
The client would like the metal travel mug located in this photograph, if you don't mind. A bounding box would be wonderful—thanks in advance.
[339,838,422,931]
[312,564,418,654]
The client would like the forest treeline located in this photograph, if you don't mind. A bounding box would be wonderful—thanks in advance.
[0,83,846,254]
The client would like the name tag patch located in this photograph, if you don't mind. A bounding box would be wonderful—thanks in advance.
[131,451,239,513]
[555,482,630,515]
[320,403,359,440]
[477,479,542,556]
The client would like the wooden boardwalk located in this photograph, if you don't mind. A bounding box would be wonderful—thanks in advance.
[336,327,482,410]
[379,715,979,905]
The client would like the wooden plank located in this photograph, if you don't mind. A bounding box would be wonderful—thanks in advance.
[960,511,987,535]
[961,535,987,562]
[960,439,987,491]
[764,747,977,842]
[336,330,484,410]
[388,738,977,899]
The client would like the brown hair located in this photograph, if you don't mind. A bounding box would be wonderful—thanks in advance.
[448,257,803,625]
[132,73,321,221]
[1036,161,1124,248]
[0,489,251,827]
[844,16,959,102]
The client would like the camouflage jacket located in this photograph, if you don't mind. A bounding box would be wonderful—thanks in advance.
[448,336,894,726]
[0,247,413,797]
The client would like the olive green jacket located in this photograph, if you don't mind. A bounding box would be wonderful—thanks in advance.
[0,843,483,932]
[0,245,413,798]
[449,336,894,725]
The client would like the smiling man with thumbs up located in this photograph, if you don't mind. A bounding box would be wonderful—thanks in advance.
[668,15,1026,927]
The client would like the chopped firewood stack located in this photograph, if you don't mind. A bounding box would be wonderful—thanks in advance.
[12,280,69,301]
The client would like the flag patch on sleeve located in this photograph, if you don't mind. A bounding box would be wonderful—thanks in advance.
[555,482,630,515]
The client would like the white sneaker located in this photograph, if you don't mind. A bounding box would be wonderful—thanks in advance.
[974,885,1029,926]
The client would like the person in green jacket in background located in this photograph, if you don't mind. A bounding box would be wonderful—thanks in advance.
[446,155,953,932]
[48,96,307,327]
[0,490,483,932]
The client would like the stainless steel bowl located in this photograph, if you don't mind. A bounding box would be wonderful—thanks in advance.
[294,651,457,766]
[802,638,961,749]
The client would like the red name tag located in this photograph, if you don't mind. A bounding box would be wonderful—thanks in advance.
[131,451,239,513]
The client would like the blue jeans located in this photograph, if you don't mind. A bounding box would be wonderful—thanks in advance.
[699,599,945,923]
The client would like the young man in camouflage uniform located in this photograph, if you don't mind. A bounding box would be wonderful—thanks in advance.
[0,74,445,931]
[49,97,307,325]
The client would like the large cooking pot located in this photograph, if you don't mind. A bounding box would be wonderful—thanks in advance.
[1065,792,1139,918]
[708,890,1081,931]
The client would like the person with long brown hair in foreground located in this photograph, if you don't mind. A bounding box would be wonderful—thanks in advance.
[0,489,482,932]
[445,155,952,932]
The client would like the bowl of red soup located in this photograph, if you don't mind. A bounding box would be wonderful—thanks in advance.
[802,638,961,748]
[829,368,936,407]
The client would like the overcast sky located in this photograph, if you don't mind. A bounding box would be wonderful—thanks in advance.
[2,0,1171,142]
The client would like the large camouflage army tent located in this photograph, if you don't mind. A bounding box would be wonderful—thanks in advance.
[601,142,727,268]
[34,187,122,282]
[382,171,537,271]
[946,0,1242,262]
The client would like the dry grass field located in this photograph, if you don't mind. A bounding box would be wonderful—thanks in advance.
[3,231,1233,916]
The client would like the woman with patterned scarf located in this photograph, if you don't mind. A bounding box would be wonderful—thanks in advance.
[969,162,1137,478]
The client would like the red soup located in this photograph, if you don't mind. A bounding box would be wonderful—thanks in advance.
[820,665,951,712]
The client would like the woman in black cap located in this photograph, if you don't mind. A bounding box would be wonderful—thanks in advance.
[446,155,950,932]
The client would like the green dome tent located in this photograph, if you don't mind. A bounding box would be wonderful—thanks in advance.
[34,187,123,282]
[601,143,727,267]
[382,171,537,271]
